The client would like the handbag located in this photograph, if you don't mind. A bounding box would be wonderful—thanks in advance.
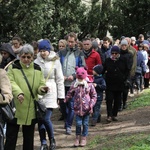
[34,100,47,120]
[20,69,47,120]
[0,102,15,122]
[136,66,142,74]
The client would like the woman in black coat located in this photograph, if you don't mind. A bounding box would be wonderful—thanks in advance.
[103,46,129,122]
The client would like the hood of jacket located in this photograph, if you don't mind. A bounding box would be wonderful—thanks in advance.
[0,43,16,59]
[36,51,59,62]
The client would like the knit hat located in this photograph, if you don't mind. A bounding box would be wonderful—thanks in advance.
[131,37,136,41]
[38,39,51,52]
[93,64,103,75]
[76,67,87,79]
[120,39,128,46]
[120,36,125,41]
[92,41,98,49]
[111,46,120,53]
[139,34,144,38]
[143,44,149,49]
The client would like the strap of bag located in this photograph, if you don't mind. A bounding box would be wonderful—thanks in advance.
[4,59,17,70]
[20,69,35,99]
[45,61,55,82]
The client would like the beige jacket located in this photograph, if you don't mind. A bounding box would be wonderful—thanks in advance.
[0,69,13,104]
[128,45,137,77]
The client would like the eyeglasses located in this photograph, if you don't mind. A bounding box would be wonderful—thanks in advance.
[21,56,32,59]
[111,52,118,55]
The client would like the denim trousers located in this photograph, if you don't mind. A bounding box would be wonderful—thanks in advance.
[92,96,102,121]
[65,98,74,129]
[64,86,74,129]
[75,114,89,137]
[38,108,54,145]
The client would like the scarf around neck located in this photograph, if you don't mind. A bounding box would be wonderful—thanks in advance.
[74,79,88,88]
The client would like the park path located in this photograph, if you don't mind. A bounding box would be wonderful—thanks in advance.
[16,98,150,150]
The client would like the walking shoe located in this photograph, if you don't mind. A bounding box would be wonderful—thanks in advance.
[58,115,64,121]
[74,135,80,147]
[112,117,118,121]
[91,120,97,126]
[123,104,127,109]
[128,93,134,97]
[49,138,56,150]
[97,115,101,123]
[106,117,112,123]
[40,144,48,150]
[80,136,87,147]
[66,127,72,135]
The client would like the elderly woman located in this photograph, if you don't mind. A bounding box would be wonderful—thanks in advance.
[0,54,13,150]
[4,44,47,150]
[34,39,65,150]
[103,46,130,122]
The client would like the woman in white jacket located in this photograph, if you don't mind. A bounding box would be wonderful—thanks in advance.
[34,39,65,150]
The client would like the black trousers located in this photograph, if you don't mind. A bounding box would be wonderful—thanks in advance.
[0,122,4,150]
[4,119,35,150]
[106,90,122,117]
[59,86,70,120]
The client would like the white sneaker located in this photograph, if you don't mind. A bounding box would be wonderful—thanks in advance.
[128,93,134,97]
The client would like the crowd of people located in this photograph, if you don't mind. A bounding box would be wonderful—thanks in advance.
[0,32,150,150]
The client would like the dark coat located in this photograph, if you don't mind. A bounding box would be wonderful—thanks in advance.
[103,56,129,91]
[0,43,16,69]
[120,49,133,78]
[93,75,106,99]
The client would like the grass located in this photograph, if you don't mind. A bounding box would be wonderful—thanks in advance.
[85,133,150,150]
[127,89,150,110]
[80,89,150,150]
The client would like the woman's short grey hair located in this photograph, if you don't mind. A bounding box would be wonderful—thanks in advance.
[19,44,34,56]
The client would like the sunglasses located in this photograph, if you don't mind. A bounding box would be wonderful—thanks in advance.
[111,52,118,55]
[21,56,32,59]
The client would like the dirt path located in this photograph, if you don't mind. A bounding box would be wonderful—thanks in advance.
[16,97,150,150]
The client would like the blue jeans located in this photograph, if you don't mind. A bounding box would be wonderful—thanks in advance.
[38,108,54,145]
[65,97,74,129]
[76,114,89,136]
[92,96,102,121]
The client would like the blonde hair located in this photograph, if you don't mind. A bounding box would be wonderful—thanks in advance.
[58,39,67,47]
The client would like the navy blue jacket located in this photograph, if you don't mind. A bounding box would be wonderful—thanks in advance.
[93,75,106,100]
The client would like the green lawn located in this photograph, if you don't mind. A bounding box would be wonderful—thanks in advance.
[79,89,150,150]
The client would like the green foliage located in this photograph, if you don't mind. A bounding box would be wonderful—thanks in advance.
[1,0,150,43]
[127,89,150,110]
[110,0,150,39]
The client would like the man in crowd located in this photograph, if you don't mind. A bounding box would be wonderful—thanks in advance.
[58,32,86,135]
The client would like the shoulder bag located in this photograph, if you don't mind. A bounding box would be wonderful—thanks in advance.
[20,68,47,120]
[0,102,15,122]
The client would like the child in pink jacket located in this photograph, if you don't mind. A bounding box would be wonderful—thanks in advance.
[64,67,97,147]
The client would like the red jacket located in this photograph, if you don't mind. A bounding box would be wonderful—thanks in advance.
[85,49,102,80]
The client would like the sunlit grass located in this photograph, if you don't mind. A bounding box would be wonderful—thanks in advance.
[78,89,150,150]
[127,89,150,110]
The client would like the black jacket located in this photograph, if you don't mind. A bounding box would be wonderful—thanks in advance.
[103,56,129,91]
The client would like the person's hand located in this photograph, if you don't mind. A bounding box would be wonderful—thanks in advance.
[57,99,64,105]
[67,75,74,81]
[89,109,93,114]
[64,99,67,103]
[93,83,97,87]
[64,76,67,81]
[17,94,24,104]
[41,86,49,93]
